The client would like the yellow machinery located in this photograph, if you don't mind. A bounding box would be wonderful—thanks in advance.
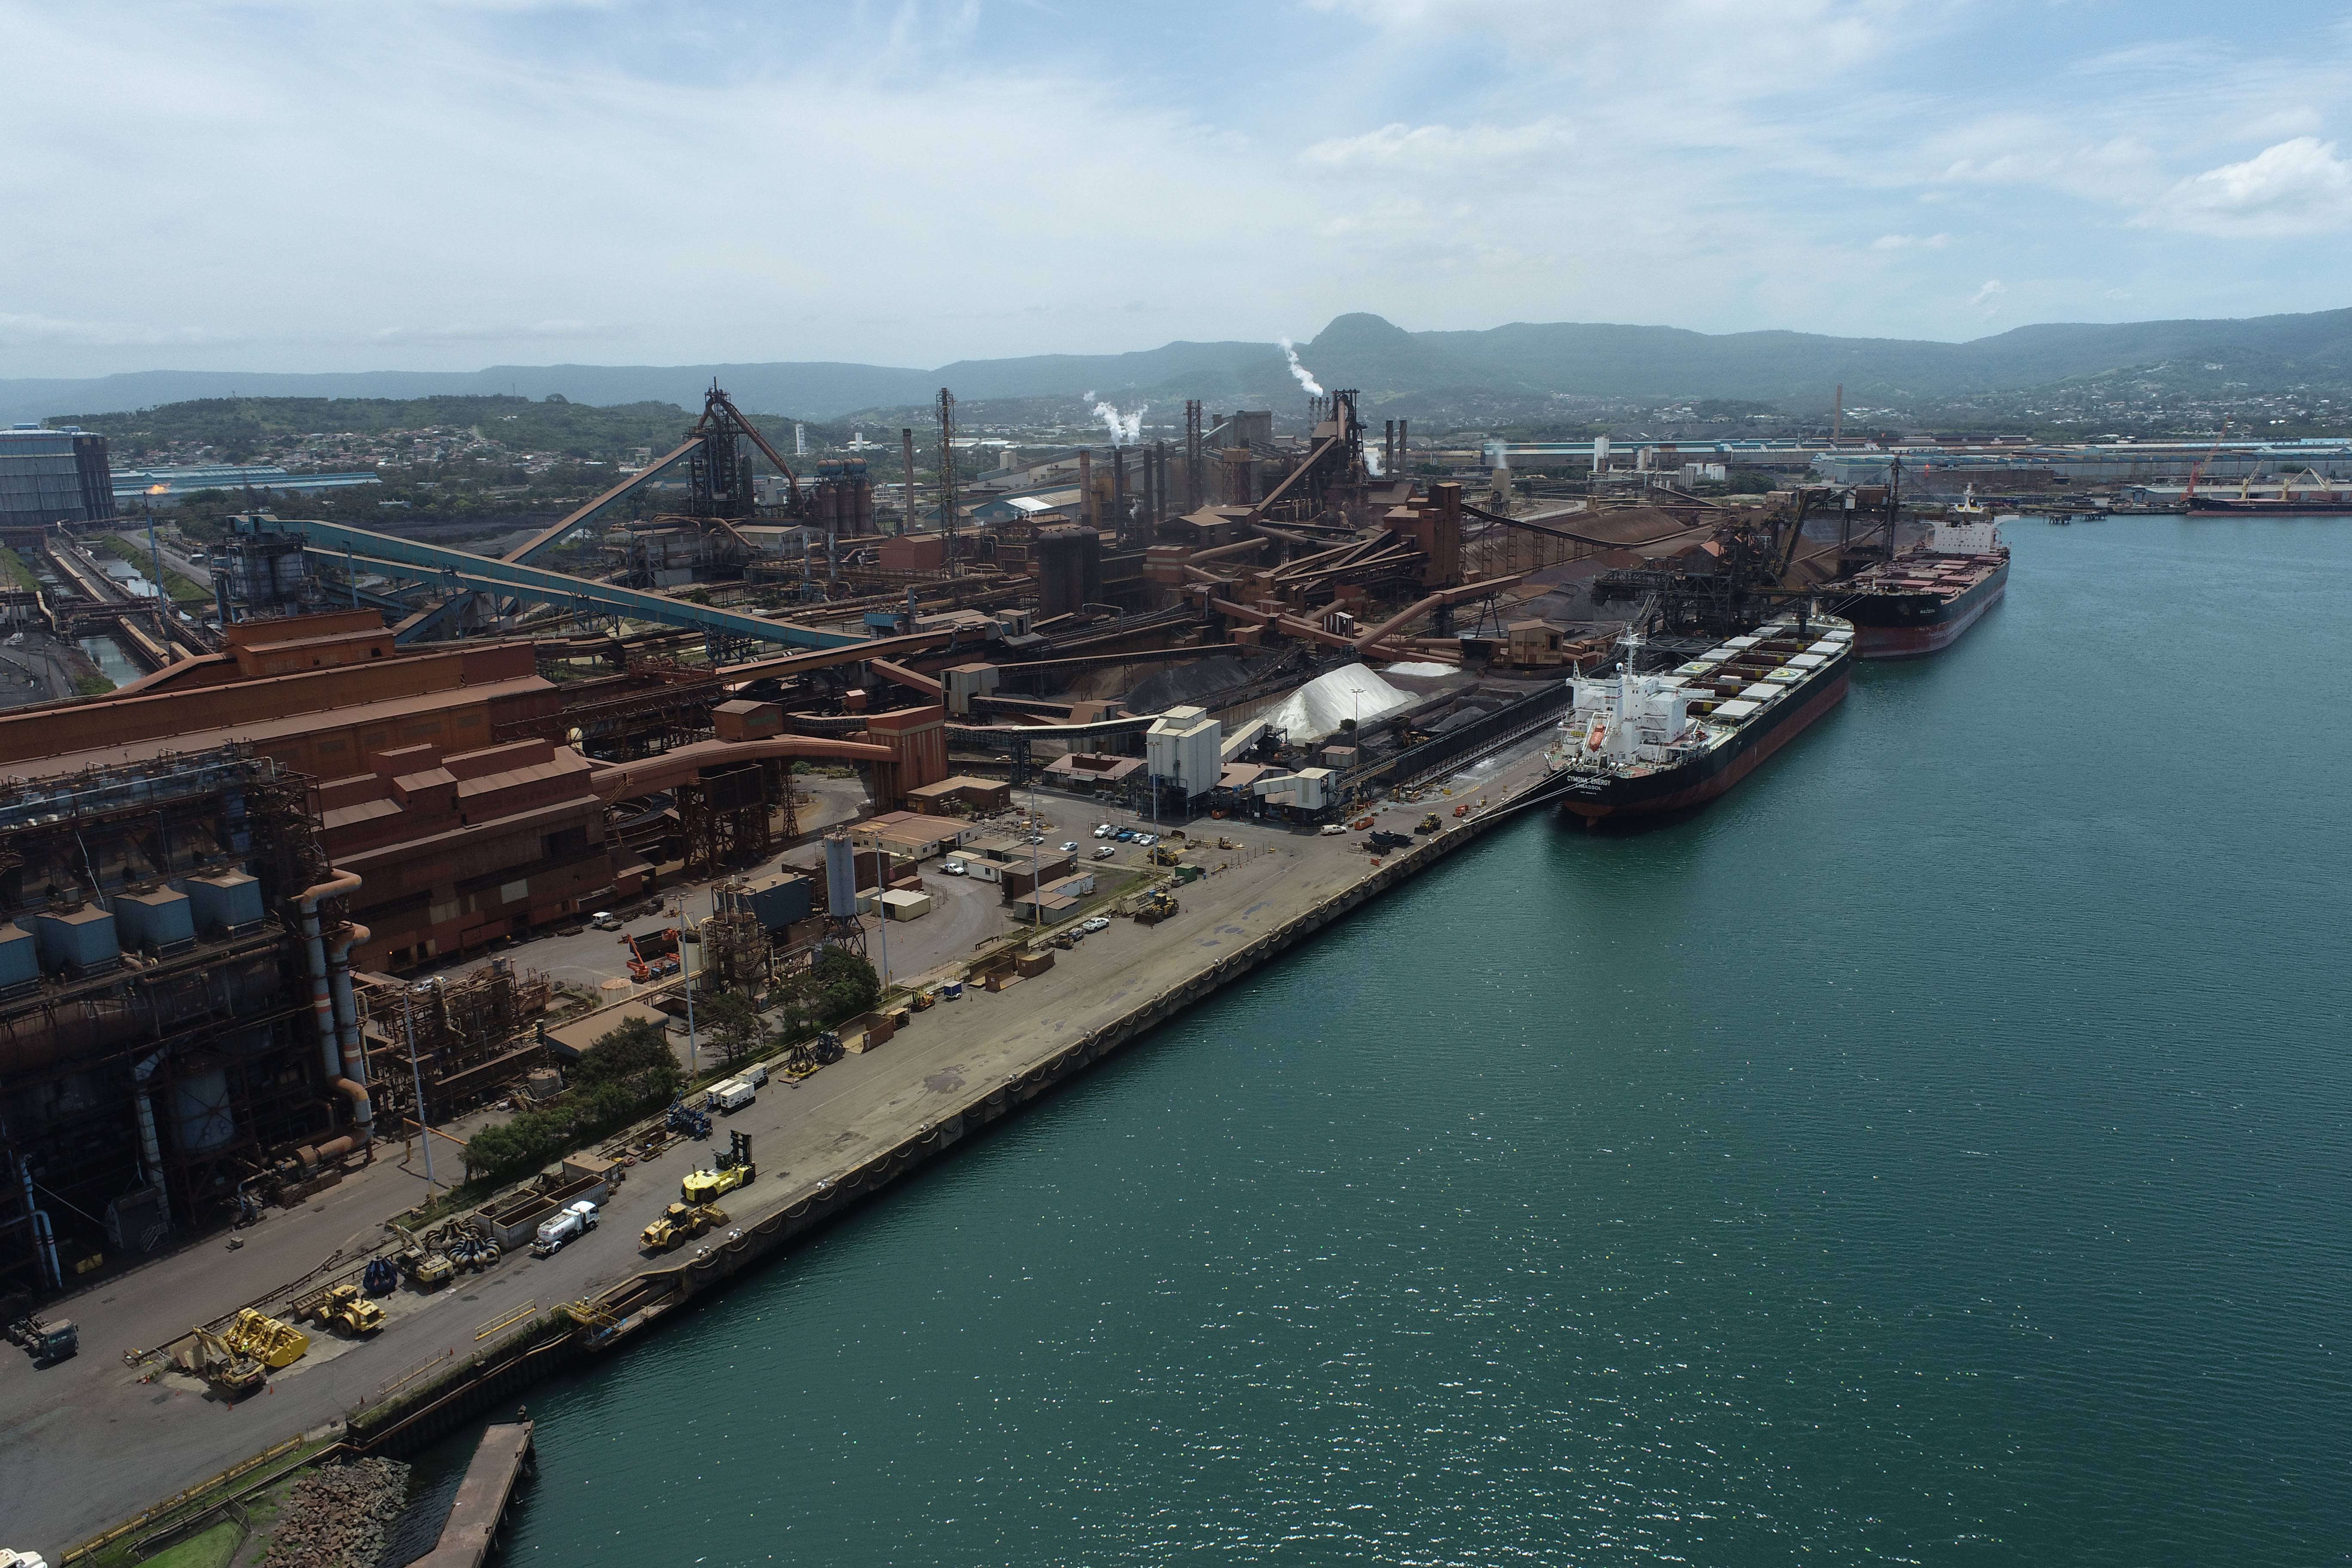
[297,1283,385,1337]
[1148,844,1184,867]
[683,1130,757,1205]
[681,1164,747,1206]
[183,1325,266,1398]
[1415,814,1442,835]
[640,1202,728,1253]
[392,1224,455,1290]
[911,990,937,1011]
[222,1308,308,1370]
[1133,888,1180,926]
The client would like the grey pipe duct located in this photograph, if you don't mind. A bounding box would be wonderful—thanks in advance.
[18,1156,60,1291]
[296,870,371,1144]
[132,1045,174,1232]
[328,921,371,1139]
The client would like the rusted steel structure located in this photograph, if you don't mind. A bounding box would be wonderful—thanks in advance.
[0,744,362,1300]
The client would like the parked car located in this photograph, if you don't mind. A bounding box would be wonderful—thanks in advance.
[1136,833,1158,847]
[588,911,623,931]
[1115,830,1135,842]
[1059,841,1078,853]
[1081,916,1112,933]
[1093,824,1115,838]
[941,860,968,876]
[1093,846,1117,860]
[1320,823,1348,835]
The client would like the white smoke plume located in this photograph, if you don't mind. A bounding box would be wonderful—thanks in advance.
[1362,444,1384,478]
[1278,336,1324,397]
[1082,390,1146,445]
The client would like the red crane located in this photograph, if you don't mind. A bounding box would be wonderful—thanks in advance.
[2183,416,2232,505]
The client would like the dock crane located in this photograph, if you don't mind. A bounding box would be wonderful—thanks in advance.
[2183,416,2232,506]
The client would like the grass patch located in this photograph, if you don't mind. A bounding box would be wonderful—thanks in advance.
[0,547,38,591]
[139,1520,241,1568]
[98,533,212,603]
[74,1435,341,1568]
[75,674,116,696]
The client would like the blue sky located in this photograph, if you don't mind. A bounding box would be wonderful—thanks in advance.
[3,0,2347,377]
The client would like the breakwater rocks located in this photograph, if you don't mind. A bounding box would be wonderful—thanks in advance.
[260,1457,411,1568]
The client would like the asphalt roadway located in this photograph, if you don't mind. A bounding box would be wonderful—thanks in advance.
[0,740,1562,1559]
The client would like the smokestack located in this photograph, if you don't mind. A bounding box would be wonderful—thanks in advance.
[1833,384,1844,441]
[1078,449,1094,529]
[1113,446,1128,542]
[1184,400,1203,512]
[900,428,915,534]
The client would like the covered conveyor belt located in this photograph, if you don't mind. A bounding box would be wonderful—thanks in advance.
[238,516,870,649]
[586,734,895,805]
[502,438,705,566]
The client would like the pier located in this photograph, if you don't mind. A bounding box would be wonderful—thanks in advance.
[405,1418,536,1568]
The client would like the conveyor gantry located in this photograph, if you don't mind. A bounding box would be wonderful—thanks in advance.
[230,515,869,649]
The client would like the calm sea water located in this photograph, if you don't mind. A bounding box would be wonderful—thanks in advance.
[434,517,2352,1565]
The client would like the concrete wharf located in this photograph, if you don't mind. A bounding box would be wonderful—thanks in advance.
[405,1419,536,1568]
[15,726,1572,1562]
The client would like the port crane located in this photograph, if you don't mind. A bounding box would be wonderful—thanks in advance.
[2183,416,2232,505]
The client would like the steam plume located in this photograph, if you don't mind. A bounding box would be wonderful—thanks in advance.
[1278,336,1324,397]
[1082,390,1145,445]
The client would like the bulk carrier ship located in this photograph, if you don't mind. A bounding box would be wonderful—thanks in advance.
[1827,489,2009,657]
[1543,612,1854,823]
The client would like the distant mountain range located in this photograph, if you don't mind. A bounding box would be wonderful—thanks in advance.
[9,306,2349,426]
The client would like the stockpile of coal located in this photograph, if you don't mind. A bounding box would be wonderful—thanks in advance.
[260,1457,411,1568]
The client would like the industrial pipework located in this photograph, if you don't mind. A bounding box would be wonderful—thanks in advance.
[297,869,372,1154]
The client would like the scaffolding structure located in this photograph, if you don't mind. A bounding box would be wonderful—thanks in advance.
[357,961,554,1136]
[0,746,344,1302]
[698,884,773,996]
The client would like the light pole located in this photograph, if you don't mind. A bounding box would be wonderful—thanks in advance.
[1029,772,1042,932]
[681,915,699,1078]
[402,992,435,1189]
[874,844,891,993]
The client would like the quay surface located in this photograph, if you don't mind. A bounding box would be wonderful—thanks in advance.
[406,1420,535,1568]
[9,729,1567,1561]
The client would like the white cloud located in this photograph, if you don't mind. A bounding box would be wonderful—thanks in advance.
[2139,137,2352,236]
[0,313,227,349]
[1299,117,1575,177]
[1871,233,1950,250]
[370,320,625,344]
[1966,279,2006,308]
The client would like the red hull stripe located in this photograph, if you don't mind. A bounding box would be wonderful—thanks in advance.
[1853,571,2007,658]
[1564,667,1851,820]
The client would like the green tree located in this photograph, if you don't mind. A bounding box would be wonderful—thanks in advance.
[698,988,764,1068]
[573,1016,678,1093]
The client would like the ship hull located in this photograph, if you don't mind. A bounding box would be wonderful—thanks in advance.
[1556,663,1850,823]
[2186,498,2352,514]
[1840,558,2008,658]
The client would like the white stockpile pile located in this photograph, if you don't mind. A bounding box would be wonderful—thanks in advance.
[1263,663,1416,742]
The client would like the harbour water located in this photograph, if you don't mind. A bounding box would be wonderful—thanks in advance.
[75,633,141,688]
[439,516,2351,1565]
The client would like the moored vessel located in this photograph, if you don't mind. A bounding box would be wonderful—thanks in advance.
[1829,489,2009,657]
[1543,612,1853,824]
